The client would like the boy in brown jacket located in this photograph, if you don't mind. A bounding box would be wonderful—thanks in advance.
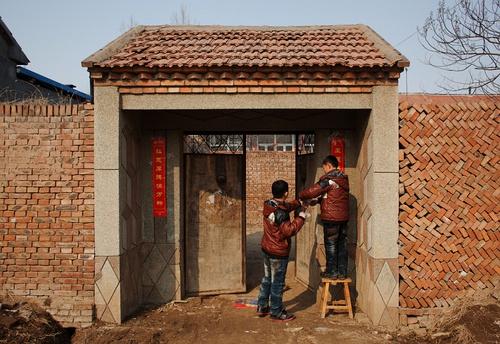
[299,155,349,279]
[257,180,308,321]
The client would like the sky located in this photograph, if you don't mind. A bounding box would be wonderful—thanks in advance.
[1,0,453,94]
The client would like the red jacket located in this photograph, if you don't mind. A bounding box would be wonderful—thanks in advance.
[261,199,305,257]
[299,169,349,222]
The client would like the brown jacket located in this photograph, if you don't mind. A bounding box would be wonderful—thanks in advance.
[261,199,305,257]
[299,169,349,222]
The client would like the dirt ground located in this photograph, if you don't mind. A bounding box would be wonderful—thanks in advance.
[73,280,395,344]
[2,279,499,344]
[2,235,498,343]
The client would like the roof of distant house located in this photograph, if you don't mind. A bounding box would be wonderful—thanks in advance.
[17,67,91,101]
[0,16,29,65]
[83,25,410,70]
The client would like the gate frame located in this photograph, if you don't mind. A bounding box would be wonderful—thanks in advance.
[182,132,247,296]
[93,89,401,326]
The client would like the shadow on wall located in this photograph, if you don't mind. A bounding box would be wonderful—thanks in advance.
[286,238,319,313]
[246,231,263,292]
[290,192,359,314]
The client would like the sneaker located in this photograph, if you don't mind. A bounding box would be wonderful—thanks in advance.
[256,305,270,317]
[270,309,296,322]
[320,271,338,279]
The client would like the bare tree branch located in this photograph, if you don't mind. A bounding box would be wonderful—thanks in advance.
[171,4,192,25]
[120,16,139,33]
[419,0,500,94]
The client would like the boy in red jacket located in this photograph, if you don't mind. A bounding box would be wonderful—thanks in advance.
[299,155,349,280]
[257,180,308,321]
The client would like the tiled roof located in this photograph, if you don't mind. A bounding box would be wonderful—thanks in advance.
[83,25,409,70]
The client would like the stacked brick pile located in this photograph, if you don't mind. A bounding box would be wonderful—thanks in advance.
[398,95,499,317]
[245,150,295,233]
[0,103,95,327]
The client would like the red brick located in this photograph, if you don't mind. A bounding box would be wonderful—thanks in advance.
[0,104,94,327]
[399,94,499,310]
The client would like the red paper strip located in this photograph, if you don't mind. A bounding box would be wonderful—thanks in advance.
[152,137,167,217]
[330,135,345,172]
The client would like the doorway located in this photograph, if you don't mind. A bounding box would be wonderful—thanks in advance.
[182,132,317,295]
[183,134,246,295]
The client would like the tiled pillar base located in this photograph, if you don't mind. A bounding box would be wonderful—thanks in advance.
[95,256,121,323]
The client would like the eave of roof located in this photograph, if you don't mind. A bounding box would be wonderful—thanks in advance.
[0,16,29,65]
[17,67,91,101]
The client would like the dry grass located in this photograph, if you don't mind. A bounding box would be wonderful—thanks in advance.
[0,86,78,105]
[428,278,500,343]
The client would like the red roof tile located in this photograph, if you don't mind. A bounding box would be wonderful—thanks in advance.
[83,25,409,70]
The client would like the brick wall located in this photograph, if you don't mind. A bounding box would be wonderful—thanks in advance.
[245,150,295,233]
[1,94,498,328]
[398,94,500,325]
[0,103,94,327]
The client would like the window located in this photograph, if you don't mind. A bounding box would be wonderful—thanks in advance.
[184,134,244,154]
[246,135,295,152]
[297,133,315,155]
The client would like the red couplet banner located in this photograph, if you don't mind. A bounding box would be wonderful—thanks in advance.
[152,137,167,217]
[330,135,346,172]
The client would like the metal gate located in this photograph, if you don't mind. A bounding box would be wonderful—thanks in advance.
[184,134,246,295]
[184,132,317,294]
[295,133,317,289]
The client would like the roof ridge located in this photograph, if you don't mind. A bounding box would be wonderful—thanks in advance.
[139,24,367,31]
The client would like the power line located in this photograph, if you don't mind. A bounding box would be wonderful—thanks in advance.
[395,31,418,47]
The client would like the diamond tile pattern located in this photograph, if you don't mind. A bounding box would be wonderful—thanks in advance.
[89,25,407,69]
[142,244,180,303]
[144,245,167,283]
[376,262,397,305]
[96,259,119,303]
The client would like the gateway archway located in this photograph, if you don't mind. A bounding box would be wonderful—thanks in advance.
[85,25,407,326]
[121,108,370,307]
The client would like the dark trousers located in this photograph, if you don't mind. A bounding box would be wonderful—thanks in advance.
[257,251,288,316]
[323,221,348,276]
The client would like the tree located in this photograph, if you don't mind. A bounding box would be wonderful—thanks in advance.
[171,4,192,25]
[120,16,139,33]
[419,0,500,94]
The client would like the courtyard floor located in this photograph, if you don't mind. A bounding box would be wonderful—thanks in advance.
[72,279,396,344]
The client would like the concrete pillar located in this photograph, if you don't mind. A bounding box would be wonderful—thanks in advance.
[141,130,184,304]
[364,85,400,326]
[167,130,184,300]
[93,86,123,323]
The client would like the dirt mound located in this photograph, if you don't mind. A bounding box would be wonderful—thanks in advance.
[0,301,73,344]
[398,284,500,344]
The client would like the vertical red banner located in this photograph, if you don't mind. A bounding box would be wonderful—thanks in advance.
[330,134,346,172]
[152,137,167,217]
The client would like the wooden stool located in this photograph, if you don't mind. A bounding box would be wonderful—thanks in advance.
[319,277,353,319]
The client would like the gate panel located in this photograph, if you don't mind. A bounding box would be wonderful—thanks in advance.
[295,134,318,289]
[185,154,245,295]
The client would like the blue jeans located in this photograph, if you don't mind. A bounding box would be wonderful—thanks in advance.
[323,222,348,276]
[257,251,288,316]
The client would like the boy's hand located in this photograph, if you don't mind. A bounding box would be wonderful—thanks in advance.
[309,198,320,206]
[295,205,310,219]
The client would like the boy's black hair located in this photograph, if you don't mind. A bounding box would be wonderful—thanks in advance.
[272,180,289,198]
[322,155,339,168]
